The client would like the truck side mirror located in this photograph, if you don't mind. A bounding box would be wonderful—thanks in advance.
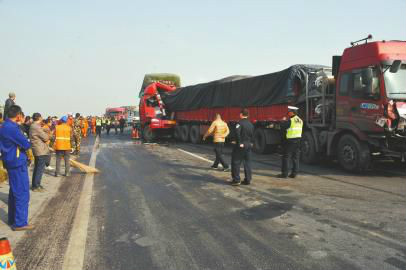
[390,60,402,73]
[361,68,373,85]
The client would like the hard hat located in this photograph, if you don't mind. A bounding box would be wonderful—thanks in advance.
[67,112,73,116]
[60,116,68,122]
[288,106,299,111]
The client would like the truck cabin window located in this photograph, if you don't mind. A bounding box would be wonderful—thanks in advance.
[350,68,380,100]
[339,73,350,96]
[384,64,406,100]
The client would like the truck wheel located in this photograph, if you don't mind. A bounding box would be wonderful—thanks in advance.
[301,131,318,164]
[174,125,182,141]
[143,125,155,142]
[190,125,201,144]
[337,134,371,172]
[253,128,273,154]
[180,125,190,142]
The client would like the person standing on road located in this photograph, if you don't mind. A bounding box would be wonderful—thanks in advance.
[0,105,34,231]
[114,118,119,134]
[203,113,230,171]
[278,106,303,179]
[54,116,73,177]
[95,117,102,137]
[4,92,16,120]
[91,116,96,135]
[72,113,83,155]
[105,117,111,135]
[119,116,126,134]
[29,113,50,192]
[81,116,88,138]
[231,108,254,186]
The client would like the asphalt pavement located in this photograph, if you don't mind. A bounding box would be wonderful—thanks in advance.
[11,131,406,270]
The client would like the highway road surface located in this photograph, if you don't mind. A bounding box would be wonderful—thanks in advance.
[12,131,406,270]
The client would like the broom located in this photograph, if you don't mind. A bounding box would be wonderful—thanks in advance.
[69,159,100,173]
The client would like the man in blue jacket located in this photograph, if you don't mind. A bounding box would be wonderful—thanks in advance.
[0,105,34,231]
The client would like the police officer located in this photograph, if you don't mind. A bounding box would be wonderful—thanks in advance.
[231,108,254,186]
[0,105,34,231]
[105,117,112,135]
[278,106,303,178]
[95,117,102,136]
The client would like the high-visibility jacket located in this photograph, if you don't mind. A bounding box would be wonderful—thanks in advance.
[96,119,102,126]
[54,123,72,150]
[286,115,303,139]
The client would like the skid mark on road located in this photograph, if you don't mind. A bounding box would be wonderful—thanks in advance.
[62,136,100,270]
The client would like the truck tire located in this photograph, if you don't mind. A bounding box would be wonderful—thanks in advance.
[174,125,182,141]
[337,134,371,172]
[180,125,190,142]
[190,125,201,144]
[143,125,155,142]
[253,128,273,154]
[301,131,318,164]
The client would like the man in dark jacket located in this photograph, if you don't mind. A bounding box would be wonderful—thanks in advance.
[119,117,126,134]
[231,108,254,186]
[0,105,34,231]
[4,92,16,120]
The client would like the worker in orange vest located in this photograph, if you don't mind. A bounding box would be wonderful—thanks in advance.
[81,116,88,138]
[54,116,73,177]
[67,113,74,127]
[91,116,96,134]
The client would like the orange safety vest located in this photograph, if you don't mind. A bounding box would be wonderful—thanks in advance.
[67,117,73,127]
[54,124,72,150]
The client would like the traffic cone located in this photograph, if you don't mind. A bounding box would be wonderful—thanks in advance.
[0,238,17,270]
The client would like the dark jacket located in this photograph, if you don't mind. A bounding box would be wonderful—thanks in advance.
[4,98,15,119]
[0,119,31,168]
[235,118,254,146]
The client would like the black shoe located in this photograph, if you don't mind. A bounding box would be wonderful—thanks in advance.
[211,165,218,169]
[241,180,250,185]
[54,172,59,177]
[231,181,241,186]
[276,174,288,179]
[288,173,297,178]
[222,167,230,172]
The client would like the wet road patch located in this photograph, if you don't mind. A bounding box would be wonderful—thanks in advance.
[240,201,293,220]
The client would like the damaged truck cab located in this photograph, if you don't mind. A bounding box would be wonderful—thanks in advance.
[139,74,180,141]
[324,39,406,171]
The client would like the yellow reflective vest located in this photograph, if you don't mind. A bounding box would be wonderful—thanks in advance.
[286,115,303,139]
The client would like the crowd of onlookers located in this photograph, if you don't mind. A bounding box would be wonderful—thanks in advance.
[0,92,121,231]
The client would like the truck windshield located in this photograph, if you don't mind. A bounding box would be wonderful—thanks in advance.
[384,64,406,99]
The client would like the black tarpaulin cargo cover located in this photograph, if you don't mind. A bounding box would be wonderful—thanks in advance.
[160,65,328,112]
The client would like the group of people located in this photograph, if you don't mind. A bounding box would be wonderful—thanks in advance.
[95,116,127,136]
[203,106,303,186]
[0,92,111,231]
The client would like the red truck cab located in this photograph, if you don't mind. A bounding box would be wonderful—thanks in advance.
[322,39,406,171]
[139,82,177,141]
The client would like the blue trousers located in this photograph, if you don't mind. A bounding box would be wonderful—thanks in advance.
[32,155,47,188]
[8,165,30,228]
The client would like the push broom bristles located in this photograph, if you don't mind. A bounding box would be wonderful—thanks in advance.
[69,159,100,173]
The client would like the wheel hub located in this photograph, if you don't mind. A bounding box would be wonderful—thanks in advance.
[342,144,355,163]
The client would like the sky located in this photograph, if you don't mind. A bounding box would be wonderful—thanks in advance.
[0,0,405,117]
